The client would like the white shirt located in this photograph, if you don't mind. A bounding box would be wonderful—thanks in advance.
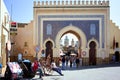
[41,53,45,57]
[51,62,57,68]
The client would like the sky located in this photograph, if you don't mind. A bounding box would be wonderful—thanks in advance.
[4,0,120,27]
[3,0,120,45]
[61,33,78,45]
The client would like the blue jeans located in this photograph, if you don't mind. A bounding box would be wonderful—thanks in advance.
[62,62,65,69]
[37,67,44,78]
[0,64,2,68]
[52,67,63,75]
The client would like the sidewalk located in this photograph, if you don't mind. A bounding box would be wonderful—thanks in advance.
[32,62,120,80]
[1,62,120,80]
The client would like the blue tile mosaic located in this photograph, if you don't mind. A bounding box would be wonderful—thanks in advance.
[38,15,105,48]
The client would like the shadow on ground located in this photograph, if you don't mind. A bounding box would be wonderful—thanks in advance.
[62,62,120,71]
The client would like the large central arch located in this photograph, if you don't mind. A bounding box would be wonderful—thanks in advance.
[55,25,87,51]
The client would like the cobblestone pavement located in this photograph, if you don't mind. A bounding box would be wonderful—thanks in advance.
[31,63,120,80]
[1,63,120,80]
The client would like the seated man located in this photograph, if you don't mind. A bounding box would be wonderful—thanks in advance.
[51,59,64,76]
[32,58,44,79]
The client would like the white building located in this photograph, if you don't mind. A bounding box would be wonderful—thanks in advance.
[0,0,10,68]
[64,36,69,47]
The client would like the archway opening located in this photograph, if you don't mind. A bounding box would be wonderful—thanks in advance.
[60,30,81,57]
[89,41,96,65]
[45,41,53,62]
[115,51,119,62]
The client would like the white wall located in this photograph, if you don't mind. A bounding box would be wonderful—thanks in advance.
[0,0,1,58]
[0,0,10,58]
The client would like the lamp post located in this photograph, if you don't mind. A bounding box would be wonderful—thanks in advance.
[6,0,12,62]
[35,45,40,60]
[7,40,11,62]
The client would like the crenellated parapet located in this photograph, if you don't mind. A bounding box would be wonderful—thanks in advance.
[34,0,109,8]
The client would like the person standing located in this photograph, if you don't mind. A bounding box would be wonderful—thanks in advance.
[73,56,76,67]
[61,56,65,70]
[65,56,69,67]
[0,63,2,74]
[76,57,80,68]
[70,56,73,68]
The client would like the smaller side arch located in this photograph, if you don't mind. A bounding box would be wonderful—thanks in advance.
[87,38,99,49]
[89,41,97,65]
[43,38,54,61]
[43,38,55,49]
[88,38,99,65]
[115,51,119,62]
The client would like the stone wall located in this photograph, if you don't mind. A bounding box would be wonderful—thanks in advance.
[82,57,109,66]
[34,0,109,7]
[10,56,34,62]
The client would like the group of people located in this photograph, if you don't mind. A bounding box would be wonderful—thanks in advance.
[31,54,82,79]
[61,55,82,69]
[31,58,64,79]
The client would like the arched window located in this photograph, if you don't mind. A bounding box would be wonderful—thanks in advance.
[90,24,96,35]
[47,24,52,35]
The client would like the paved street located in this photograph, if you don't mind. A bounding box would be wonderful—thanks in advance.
[1,63,120,80]
[31,63,120,80]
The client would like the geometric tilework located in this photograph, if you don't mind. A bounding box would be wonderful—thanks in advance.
[38,15,105,48]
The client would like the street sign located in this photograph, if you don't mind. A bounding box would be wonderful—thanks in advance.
[18,53,22,61]
[35,45,40,53]
[11,22,17,27]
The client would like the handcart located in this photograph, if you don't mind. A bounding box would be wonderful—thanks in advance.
[18,59,35,78]
[4,62,23,80]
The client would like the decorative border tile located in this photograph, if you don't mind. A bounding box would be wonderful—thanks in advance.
[38,15,105,48]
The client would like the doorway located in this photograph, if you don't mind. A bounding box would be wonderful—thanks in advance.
[89,41,96,65]
[45,41,53,61]
[115,51,119,62]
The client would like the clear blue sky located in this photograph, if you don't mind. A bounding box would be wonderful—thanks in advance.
[4,0,120,27]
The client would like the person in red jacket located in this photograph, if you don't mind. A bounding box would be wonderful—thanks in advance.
[32,58,44,79]
[32,60,39,72]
